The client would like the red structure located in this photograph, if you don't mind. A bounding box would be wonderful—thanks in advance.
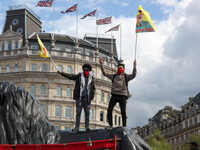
[0,136,121,150]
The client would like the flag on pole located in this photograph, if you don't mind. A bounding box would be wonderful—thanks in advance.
[61,3,77,14]
[37,35,50,58]
[136,5,155,33]
[105,24,120,33]
[36,0,53,7]
[81,9,97,19]
[96,16,112,25]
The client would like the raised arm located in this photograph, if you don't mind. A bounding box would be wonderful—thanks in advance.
[99,57,113,80]
[57,70,77,80]
[126,60,137,81]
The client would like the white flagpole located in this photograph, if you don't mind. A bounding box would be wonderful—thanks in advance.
[96,10,98,48]
[52,0,55,40]
[76,3,78,44]
[134,33,138,60]
[120,24,122,60]
[111,16,113,55]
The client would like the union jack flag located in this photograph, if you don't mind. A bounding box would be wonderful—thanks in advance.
[61,3,77,14]
[81,9,97,19]
[96,16,112,25]
[105,24,120,33]
[36,0,53,7]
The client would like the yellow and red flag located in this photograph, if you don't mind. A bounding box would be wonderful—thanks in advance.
[37,34,50,58]
[136,5,155,33]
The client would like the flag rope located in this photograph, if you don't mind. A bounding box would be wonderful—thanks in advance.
[134,33,138,60]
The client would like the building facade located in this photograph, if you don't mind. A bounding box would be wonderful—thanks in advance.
[0,5,122,131]
[132,92,200,149]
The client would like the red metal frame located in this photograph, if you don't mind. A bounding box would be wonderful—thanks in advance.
[0,136,121,150]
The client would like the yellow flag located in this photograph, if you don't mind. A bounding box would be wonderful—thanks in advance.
[136,5,155,33]
[37,34,50,58]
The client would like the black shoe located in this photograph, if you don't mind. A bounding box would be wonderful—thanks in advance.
[86,128,91,132]
[72,127,79,132]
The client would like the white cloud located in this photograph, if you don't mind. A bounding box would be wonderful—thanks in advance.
[122,2,129,7]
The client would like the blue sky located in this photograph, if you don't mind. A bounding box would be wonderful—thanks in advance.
[0,0,200,129]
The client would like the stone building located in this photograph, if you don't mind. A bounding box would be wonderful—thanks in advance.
[0,5,122,131]
[132,92,200,149]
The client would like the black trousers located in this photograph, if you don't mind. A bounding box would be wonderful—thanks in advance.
[107,94,127,127]
[75,97,90,129]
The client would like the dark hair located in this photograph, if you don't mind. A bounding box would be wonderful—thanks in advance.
[117,63,125,69]
[189,142,198,147]
[82,64,92,71]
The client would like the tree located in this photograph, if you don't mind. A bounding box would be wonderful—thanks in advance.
[144,128,171,150]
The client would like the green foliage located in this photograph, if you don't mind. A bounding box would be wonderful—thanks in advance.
[144,128,171,150]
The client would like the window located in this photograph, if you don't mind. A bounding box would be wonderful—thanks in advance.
[67,66,72,73]
[6,65,10,72]
[41,64,48,72]
[101,92,104,102]
[57,65,63,72]
[118,117,121,126]
[65,106,71,118]
[12,19,19,25]
[90,109,93,120]
[15,42,18,50]
[115,115,117,125]
[17,28,23,34]
[31,63,38,71]
[8,41,12,50]
[1,42,5,51]
[107,94,110,103]
[55,105,61,117]
[30,85,36,96]
[66,48,71,52]
[55,126,61,130]
[65,127,70,131]
[31,45,38,50]
[14,64,19,72]
[56,86,62,96]
[66,87,71,97]
[100,111,104,121]
[0,66,1,73]
[40,85,46,95]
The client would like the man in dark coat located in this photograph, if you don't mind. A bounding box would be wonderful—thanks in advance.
[57,64,95,132]
[99,58,137,127]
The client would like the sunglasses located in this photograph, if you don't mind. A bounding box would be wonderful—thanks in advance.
[83,69,89,71]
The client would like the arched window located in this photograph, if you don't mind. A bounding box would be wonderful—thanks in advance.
[14,64,19,72]
[101,92,104,102]
[1,42,5,51]
[15,42,18,50]
[41,64,48,72]
[107,94,110,103]
[66,87,71,97]
[6,65,10,72]
[8,41,12,50]
[100,111,104,122]
[115,115,117,125]
[90,109,93,120]
[118,117,121,126]
[57,65,63,72]
[55,105,61,116]
[31,63,38,71]
[65,106,71,118]
[40,85,46,95]
[66,66,72,73]
[56,86,62,96]
[30,85,36,96]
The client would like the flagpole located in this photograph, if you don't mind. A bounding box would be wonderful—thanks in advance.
[134,33,138,60]
[52,0,55,40]
[96,10,98,48]
[111,16,113,55]
[120,24,122,60]
[76,2,78,43]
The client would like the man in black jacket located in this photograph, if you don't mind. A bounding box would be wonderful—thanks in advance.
[57,64,95,132]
